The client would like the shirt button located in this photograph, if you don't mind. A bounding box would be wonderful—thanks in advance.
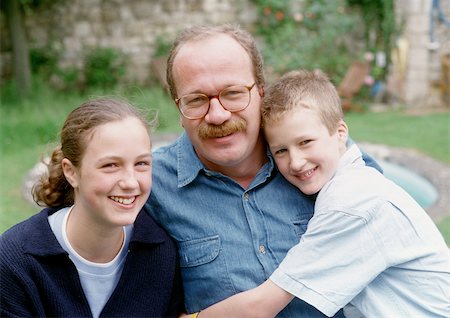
[259,245,266,254]
[244,193,249,200]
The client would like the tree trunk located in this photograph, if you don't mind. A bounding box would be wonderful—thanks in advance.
[4,0,32,98]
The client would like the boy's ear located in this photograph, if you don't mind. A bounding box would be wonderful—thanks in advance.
[62,158,79,188]
[337,120,349,143]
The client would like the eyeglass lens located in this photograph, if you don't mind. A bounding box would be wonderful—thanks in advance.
[179,85,253,119]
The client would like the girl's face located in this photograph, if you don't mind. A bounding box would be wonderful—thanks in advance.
[63,117,152,228]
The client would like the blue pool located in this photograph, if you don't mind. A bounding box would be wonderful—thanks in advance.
[379,160,439,209]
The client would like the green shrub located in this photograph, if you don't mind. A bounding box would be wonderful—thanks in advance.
[254,0,365,84]
[29,45,59,77]
[83,47,128,89]
[153,34,173,58]
[29,44,81,91]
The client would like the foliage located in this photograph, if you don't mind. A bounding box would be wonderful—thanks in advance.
[346,0,398,80]
[29,45,59,76]
[83,47,128,90]
[28,45,128,92]
[253,0,365,84]
[29,44,80,91]
[153,34,173,58]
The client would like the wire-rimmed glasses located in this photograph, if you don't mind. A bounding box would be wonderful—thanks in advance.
[175,83,256,119]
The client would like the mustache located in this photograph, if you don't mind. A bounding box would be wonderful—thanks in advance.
[197,118,247,139]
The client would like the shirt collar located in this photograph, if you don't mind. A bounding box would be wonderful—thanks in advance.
[337,144,365,171]
[131,210,168,244]
[176,132,205,187]
[23,208,167,257]
[23,208,67,256]
[176,132,277,188]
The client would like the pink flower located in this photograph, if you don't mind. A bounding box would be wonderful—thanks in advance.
[293,13,303,22]
[364,52,374,62]
[364,75,375,86]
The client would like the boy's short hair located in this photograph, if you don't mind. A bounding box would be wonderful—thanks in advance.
[261,69,343,134]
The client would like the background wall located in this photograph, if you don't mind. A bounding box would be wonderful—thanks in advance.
[0,0,257,84]
[1,0,448,108]
[393,0,449,107]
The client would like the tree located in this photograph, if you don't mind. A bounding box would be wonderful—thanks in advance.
[1,0,32,98]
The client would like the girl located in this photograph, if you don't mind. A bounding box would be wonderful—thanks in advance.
[0,98,184,317]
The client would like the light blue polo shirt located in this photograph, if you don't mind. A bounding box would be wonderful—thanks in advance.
[270,145,450,317]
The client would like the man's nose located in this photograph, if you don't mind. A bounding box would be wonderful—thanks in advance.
[204,97,232,125]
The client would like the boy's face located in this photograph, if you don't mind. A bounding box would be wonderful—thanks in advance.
[264,108,348,195]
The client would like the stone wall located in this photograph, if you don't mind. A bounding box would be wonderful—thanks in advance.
[393,0,450,108]
[0,0,257,84]
[1,0,448,107]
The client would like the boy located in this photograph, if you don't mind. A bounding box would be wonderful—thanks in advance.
[186,69,450,317]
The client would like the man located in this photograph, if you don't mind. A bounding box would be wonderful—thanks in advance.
[147,24,362,317]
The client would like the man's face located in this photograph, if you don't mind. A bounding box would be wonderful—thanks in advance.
[171,34,263,171]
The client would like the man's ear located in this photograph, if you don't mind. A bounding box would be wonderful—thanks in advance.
[62,158,79,188]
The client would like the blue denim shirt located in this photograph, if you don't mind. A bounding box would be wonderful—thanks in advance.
[146,133,344,317]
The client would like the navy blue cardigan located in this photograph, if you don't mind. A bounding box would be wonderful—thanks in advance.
[0,208,184,317]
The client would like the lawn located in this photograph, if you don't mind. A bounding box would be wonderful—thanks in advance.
[1,83,449,244]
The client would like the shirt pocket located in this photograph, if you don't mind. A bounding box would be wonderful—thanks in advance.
[178,235,220,267]
[177,235,234,312]
[292,217,309,240]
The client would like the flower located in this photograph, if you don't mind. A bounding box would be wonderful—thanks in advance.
[293,12,303,22]
[275,10,285,21]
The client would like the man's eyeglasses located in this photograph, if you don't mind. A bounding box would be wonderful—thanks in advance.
[175,83,256,119]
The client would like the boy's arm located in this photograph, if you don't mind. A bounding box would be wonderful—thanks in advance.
[181,280,294,318]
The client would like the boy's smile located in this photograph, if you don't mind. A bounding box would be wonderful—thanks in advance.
[265,107,347,195]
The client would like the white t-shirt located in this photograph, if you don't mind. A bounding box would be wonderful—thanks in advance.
[48,207,133,318]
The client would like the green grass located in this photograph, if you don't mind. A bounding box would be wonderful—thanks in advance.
[1,82,449,245]
[345,111,450,165]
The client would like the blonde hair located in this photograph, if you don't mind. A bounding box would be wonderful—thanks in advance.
[261,69,343,134]
[33,98,151,207]
[166,24,265,100]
